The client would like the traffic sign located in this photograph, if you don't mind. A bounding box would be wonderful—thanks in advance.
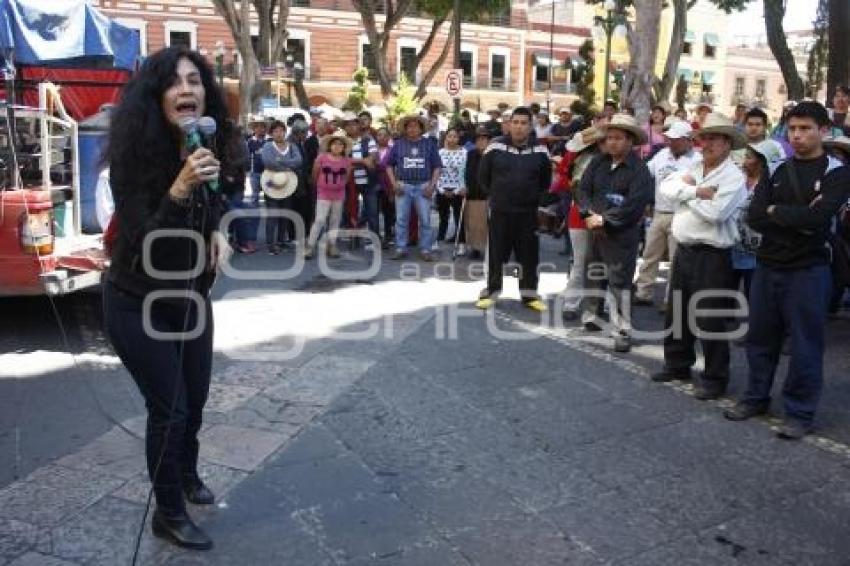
[445,69,463,99]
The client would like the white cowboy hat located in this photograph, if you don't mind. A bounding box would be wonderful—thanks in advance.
[664,120,693,140]
[696,113,747,149]
[320,129,354,154]
[566,127,604,153]
[748,139,786,167]
[602,113,648,145]
[260,170,299,200]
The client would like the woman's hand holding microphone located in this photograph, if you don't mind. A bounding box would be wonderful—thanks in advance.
[169,148,221,203]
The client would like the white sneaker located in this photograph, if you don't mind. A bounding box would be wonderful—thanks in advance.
[456,244,466,256]
[431,241,440,251]
[364,242,375,251]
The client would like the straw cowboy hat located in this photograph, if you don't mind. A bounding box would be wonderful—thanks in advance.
[248,114,267,125]
[320,129,354,154]
[397,113,430,132]
[566,127,604,153]
[603,113,648,145]
[824,136,850,156]
[260,169,299,199]
[696,113,747,149]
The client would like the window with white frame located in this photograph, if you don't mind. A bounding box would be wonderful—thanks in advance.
[734,76,745,97]
[115,18,147,56]
[397,38,422,82]
[460,43,476,88]
[163,21,197,50]
[282,29,311,79]
[358,36,378,81]
[489,47,510,90]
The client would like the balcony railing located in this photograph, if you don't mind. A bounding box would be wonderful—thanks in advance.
[532,81,577,95]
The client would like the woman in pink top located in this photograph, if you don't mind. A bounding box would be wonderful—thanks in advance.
[639,104,669,159]
[306,130,353,258]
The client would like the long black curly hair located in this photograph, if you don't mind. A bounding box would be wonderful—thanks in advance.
[105,46,236,206]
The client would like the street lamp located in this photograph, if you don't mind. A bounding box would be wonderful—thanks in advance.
[547,0,555,115]
[214,40,225,87]
[284,53,295,105]
[593,0,627,105]
[275,61,285,107]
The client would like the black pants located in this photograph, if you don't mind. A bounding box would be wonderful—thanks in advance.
[581,229,640,335]
[291,188,314,242]
[379,190,395,241]
[264,195,295,245]
[104,282,213,515]
[436,192,465,243]
[664,244,736,386]
[487,209,539,298]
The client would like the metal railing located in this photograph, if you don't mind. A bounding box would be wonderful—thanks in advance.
[532,81,577,94]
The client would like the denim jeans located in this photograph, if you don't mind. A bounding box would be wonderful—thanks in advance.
[357,183,380,236]
[744,263,832,425]
[226,191,259,245]
[249,172,262,207]
[394,182,433,252]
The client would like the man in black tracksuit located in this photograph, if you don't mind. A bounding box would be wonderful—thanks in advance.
[477,107,552,311]
[724,101,850,439]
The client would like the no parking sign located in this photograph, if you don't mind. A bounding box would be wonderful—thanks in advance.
[445,69,463,99]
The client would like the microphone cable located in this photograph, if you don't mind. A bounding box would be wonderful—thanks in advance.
[129,175,213,566]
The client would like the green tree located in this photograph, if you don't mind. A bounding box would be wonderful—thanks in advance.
[343,68,371,112]
[385,73,418,128]
[574,40,596,108]
[806,0,828,99]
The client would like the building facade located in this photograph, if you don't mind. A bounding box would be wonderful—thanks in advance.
[93,0,593,113]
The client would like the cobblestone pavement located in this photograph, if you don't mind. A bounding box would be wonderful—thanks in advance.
[2,235,849,565]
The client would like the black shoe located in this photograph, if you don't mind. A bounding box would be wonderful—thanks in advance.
[152,510,213,551]
[723,402,769,422]
[183,477,215,505]
[693,384,726,401]
[613,334,631,353]
[562,309,579,321]
[650,368,692,383]
[583,321,602,332]
[776,419,812,440]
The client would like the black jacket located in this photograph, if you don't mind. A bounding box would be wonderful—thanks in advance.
[464,148,487,200]
[576,151,653,236]
[108,163,223,299]
[748,154,850,270]
[478,135,552,213]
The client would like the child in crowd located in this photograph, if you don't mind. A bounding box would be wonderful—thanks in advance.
[306,130,353,259]
[436,127,467,252]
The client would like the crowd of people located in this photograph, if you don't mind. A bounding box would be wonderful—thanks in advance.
[470,95,849,442]
[220,85,850,444]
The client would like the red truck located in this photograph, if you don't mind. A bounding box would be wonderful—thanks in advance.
[0,82,105,296]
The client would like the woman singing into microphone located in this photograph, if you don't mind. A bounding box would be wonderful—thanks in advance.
[103,46,235,550]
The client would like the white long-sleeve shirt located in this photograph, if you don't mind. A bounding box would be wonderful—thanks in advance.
[647,148,702,212]
[660,155,746,248]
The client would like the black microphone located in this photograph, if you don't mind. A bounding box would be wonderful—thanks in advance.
[180,116,220,193]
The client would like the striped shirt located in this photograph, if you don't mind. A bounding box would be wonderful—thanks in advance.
[350,135,378,186]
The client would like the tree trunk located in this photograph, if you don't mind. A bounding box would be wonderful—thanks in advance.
[353,0,416,99]
[827,0,850,105]
[623,0,661,124]
[763,0,805,101]
[414,14,456,100]
[655,0,687,104]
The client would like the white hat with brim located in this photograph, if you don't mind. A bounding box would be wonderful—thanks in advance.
[260,170,299,200]
[665,120,693,140]
[696,102,713,111]
[602,113,648,145]
[696,113,747,149]
[566,127,604,153]
[748,139,786,165]
[248,114,267,125]
[397,113,430,133]
[824,136,850,156]
[341,111,359,123]
[320,129,354,154]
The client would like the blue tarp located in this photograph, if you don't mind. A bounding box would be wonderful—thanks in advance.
[0,0,139,71]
